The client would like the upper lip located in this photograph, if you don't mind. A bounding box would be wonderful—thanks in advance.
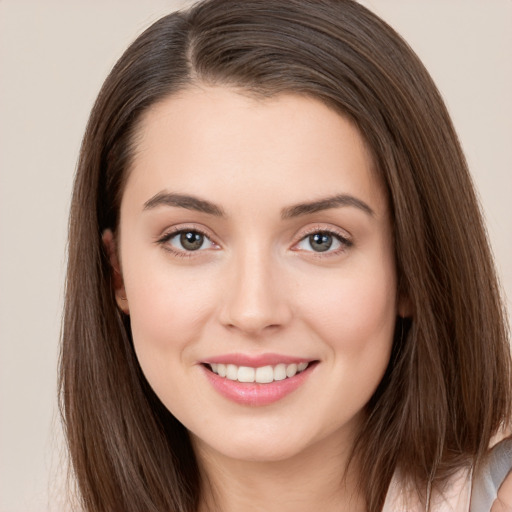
[202,353,315,367]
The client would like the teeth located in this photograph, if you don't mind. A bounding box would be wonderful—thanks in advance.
[255,365,274,383]
[226,364,238,380]
[274,364,287,381]
[286,363,297,378]
[237,366,255,383]
[208,362,311,383]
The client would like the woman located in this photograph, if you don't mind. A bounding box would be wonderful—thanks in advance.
[60,0,512,510]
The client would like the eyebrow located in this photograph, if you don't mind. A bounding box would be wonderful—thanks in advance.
[143,191,374,218]
[281,194,375,219]
[143,192,226,216]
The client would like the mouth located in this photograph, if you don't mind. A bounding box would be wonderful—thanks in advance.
[200,358,319,406]
[203,361,312,383]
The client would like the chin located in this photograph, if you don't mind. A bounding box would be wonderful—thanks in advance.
[231,442,303,463]
[190,424,315,464]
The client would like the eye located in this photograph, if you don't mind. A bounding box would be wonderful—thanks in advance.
[159,229,217,253]
[295,230,351,254]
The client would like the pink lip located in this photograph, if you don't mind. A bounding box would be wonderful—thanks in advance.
[200,360,317,406]
[203,352,312,367]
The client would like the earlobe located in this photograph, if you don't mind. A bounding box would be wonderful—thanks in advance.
[102,229,130,314]
[397,294,413,319]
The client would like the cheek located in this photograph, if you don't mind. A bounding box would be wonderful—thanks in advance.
[297,257,397,364]
[298,263,397,424]
[122,254,218,359]
[308,266,394,320]
[123,261,220,416]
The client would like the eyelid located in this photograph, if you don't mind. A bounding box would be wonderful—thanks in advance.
[154,223,352,258]
[291,224,353,255]
[155,224,221,256]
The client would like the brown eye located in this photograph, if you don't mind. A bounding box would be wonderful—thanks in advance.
[294,230,352,255]
[179,231,204,251]
[159,229,216,254]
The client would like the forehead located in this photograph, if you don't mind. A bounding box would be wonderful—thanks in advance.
[124,86,386,215]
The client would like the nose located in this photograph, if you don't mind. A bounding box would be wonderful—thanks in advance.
[218,245,292,336]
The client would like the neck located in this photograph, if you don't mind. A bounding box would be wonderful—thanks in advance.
[194,428,366,512]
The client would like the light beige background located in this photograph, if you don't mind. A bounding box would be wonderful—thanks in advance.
[0,1,510,510]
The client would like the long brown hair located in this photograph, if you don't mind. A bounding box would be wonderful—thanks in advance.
[60,1,511,510]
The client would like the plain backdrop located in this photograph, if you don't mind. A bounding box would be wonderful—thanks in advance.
[0,1,511,510]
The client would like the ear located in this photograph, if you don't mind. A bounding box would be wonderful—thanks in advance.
[397,293,413,318]
[102,229,129,314]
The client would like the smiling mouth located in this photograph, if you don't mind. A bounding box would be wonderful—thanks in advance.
[204,361,315,384]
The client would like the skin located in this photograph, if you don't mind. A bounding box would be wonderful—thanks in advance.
[105,86,408,511]
[493,469,512,512]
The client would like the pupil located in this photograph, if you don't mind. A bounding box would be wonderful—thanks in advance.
[180,231,204,251]
[310,233,332,252]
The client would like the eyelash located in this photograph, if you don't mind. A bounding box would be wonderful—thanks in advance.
[156,226,218,259]
[293,226,353,257]
[156,226,353,258]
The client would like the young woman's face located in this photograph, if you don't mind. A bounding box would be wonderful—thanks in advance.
[113,87,400,463]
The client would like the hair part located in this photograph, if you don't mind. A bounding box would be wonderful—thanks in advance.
[60,1,511,510]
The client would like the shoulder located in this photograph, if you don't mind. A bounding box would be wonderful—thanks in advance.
[383,467,472,512]
[470,437,512,512]
[383,439,512,512]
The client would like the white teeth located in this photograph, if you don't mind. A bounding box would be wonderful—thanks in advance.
[237,366,255,383]
[274,364,287,381]
[286,363,297,378]
[255,365,274,383]
[226,364,238,380]
[208,361,311,383]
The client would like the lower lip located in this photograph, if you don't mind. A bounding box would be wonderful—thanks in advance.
[201,363,316,406]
